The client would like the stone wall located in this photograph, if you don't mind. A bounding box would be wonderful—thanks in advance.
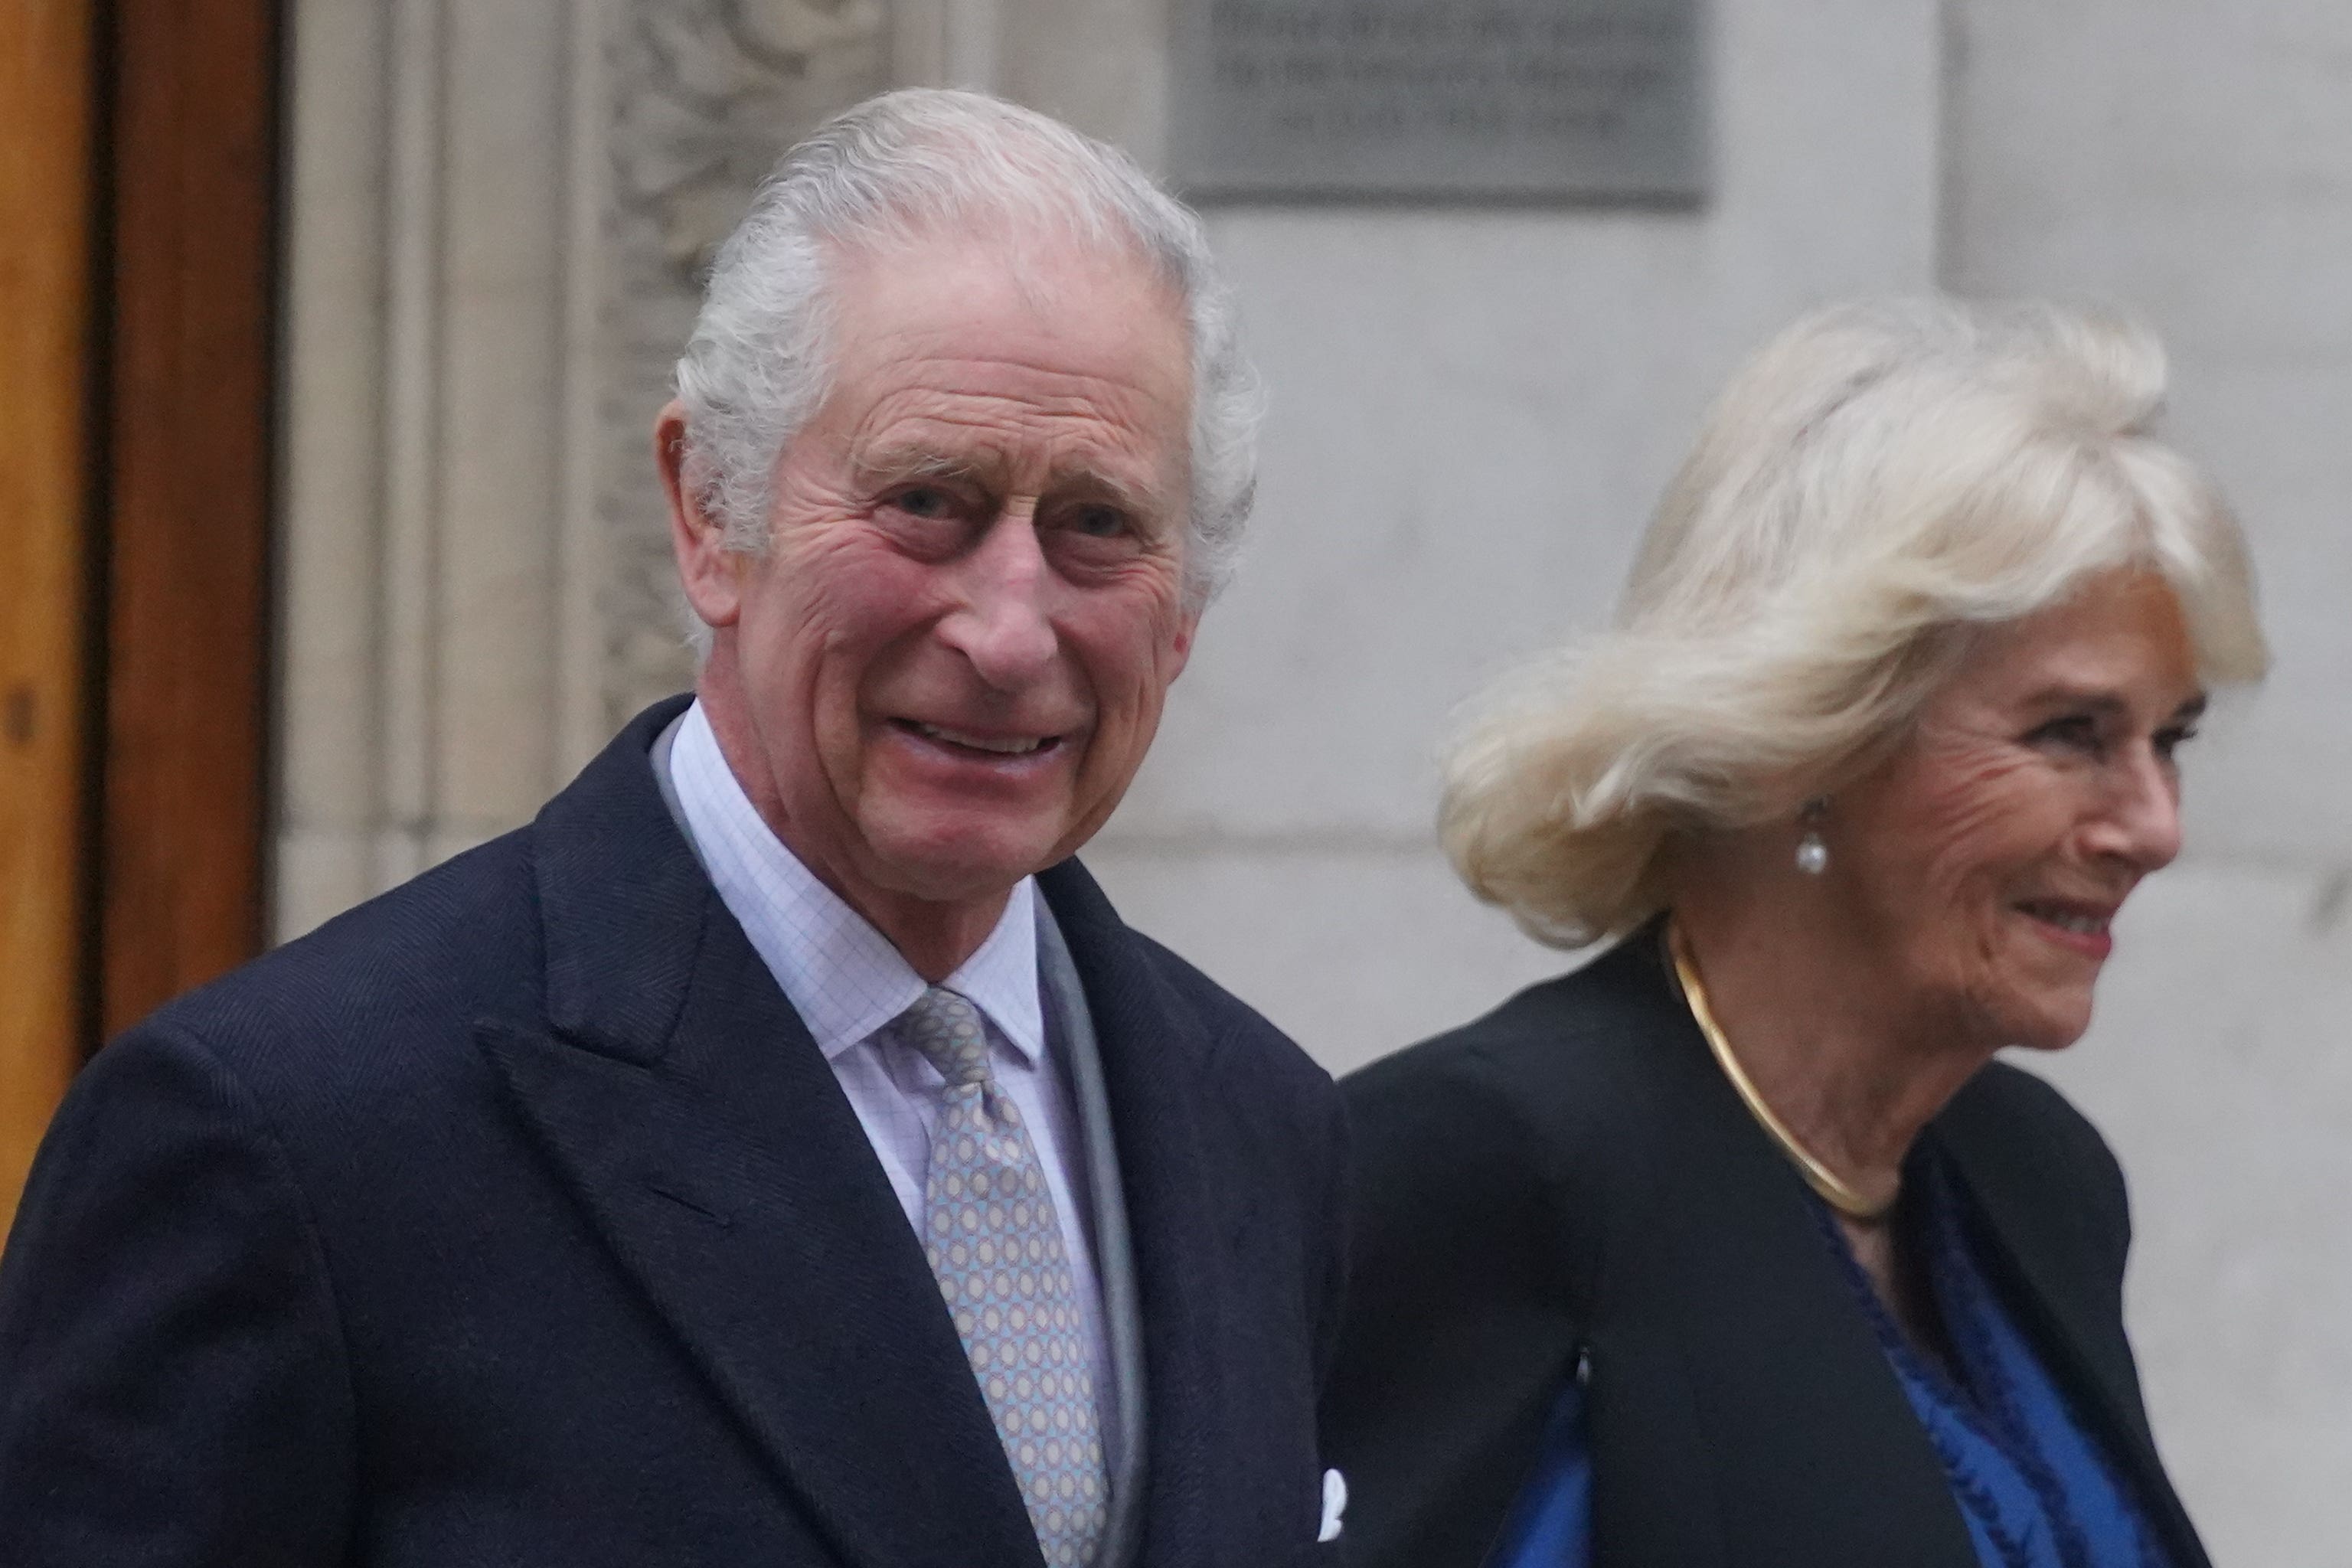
[1086,0,1945,1076]
[276,0,893,936]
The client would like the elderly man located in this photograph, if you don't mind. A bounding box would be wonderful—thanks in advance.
[0,90,1347,1568]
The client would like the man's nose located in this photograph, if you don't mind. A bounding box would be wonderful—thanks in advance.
[939,511,1058,690]
[2089,743,2185,874]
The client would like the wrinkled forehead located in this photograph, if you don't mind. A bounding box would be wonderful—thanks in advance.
[821,228,1194,424]
[827,204,1185,326]
[825,175,1183,283]
[1951,568,2205,713]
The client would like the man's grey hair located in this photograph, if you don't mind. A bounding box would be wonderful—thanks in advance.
[674,87,1262,620]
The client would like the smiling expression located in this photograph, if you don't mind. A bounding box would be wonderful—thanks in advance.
[1826,570,2206,1054]
[673,231,1198,929]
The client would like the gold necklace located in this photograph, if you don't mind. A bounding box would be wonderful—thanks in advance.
[1664,922,1899,1223]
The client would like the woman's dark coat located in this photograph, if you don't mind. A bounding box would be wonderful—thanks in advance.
[1320,933,2211,1568]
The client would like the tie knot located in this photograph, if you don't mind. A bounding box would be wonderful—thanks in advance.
[897,986,993,1089]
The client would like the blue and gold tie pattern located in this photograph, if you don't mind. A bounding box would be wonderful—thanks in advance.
[897,986,1108,1568]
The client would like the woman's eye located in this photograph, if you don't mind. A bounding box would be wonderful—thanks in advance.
[2154,724,2200,762]
[2027,714,2103,754]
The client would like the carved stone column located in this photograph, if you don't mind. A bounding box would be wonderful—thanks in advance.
[599,0,893,724]
[276,0,893,939]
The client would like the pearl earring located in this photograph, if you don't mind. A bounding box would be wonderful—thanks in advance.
[1795,798,1830,875]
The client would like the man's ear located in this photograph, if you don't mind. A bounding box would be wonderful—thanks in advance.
[656,400,743,632]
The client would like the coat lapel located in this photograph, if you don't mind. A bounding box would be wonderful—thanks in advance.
[1035,902,1151,1568]
[1584,939,1982,1568]
[1930,1084,2213,1568]
[482,701,1042,1568]
[1037,861,1233,1568]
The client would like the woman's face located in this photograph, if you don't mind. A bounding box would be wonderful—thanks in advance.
[1829,570,2206,1054]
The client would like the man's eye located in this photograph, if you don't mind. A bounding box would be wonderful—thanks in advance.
[1068,505,1129,539]
[892,487,952,520]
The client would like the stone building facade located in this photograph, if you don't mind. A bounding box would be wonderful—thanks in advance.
[276,3,2352,1560]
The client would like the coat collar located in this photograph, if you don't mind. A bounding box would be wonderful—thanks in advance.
[1578,934,2204,1568]
[1033,860,1236,1568]
[1928,1080,2213,1568]
[482,698,1044,1568]
[484,702,1255,1568]
[1578,935,1982,1567]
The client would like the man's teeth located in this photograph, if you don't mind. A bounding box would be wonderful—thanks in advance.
[913,722,1047,756]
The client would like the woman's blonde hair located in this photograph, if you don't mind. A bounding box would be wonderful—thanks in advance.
[1440,298,2269,949]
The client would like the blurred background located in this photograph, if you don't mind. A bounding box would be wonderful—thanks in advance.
[5,1,2349,1559]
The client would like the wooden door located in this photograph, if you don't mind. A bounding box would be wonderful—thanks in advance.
[98,0,278,1037]
[0,0,278,1236]
[0,0,100,1231]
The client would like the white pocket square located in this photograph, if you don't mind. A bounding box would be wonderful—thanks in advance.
[1318,1467,1348,1543]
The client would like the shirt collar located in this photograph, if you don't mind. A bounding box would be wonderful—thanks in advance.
[665,700,1044,1065]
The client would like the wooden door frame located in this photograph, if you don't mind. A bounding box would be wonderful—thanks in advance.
[0,0,279,1234]
[1,0,103,1230]
[96,0,281,1040]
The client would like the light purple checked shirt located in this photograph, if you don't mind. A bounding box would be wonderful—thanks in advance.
[665,701,1119,1457]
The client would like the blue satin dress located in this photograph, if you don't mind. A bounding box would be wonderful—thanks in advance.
[1487,1155,2172,1568]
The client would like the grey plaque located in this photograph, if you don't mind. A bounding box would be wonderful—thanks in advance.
[1168,0,1707,203]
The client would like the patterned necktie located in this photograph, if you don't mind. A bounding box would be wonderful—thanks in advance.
[897,985,1109,1568]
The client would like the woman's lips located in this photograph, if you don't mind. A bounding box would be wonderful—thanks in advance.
[2014,897,2117,959]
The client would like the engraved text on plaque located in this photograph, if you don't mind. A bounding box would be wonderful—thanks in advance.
[1169,0,1706,202]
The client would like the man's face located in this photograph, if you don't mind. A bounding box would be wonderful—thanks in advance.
[675,233,1198,920]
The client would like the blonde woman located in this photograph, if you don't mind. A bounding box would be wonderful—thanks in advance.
[1321,301,2262,1568]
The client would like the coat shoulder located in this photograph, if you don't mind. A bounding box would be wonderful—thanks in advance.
[1320,948,1681,1568]
[132,826,545,1116]
[1948,1057,2118,1168]
[1127,928,1338,1104]
[1939,1057,2132,1256]
[1346,935,1684,1198]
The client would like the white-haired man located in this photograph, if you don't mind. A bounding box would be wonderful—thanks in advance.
[0,91,1348,1568]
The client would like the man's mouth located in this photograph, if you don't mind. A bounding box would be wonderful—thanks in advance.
[897,719,1061,758]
